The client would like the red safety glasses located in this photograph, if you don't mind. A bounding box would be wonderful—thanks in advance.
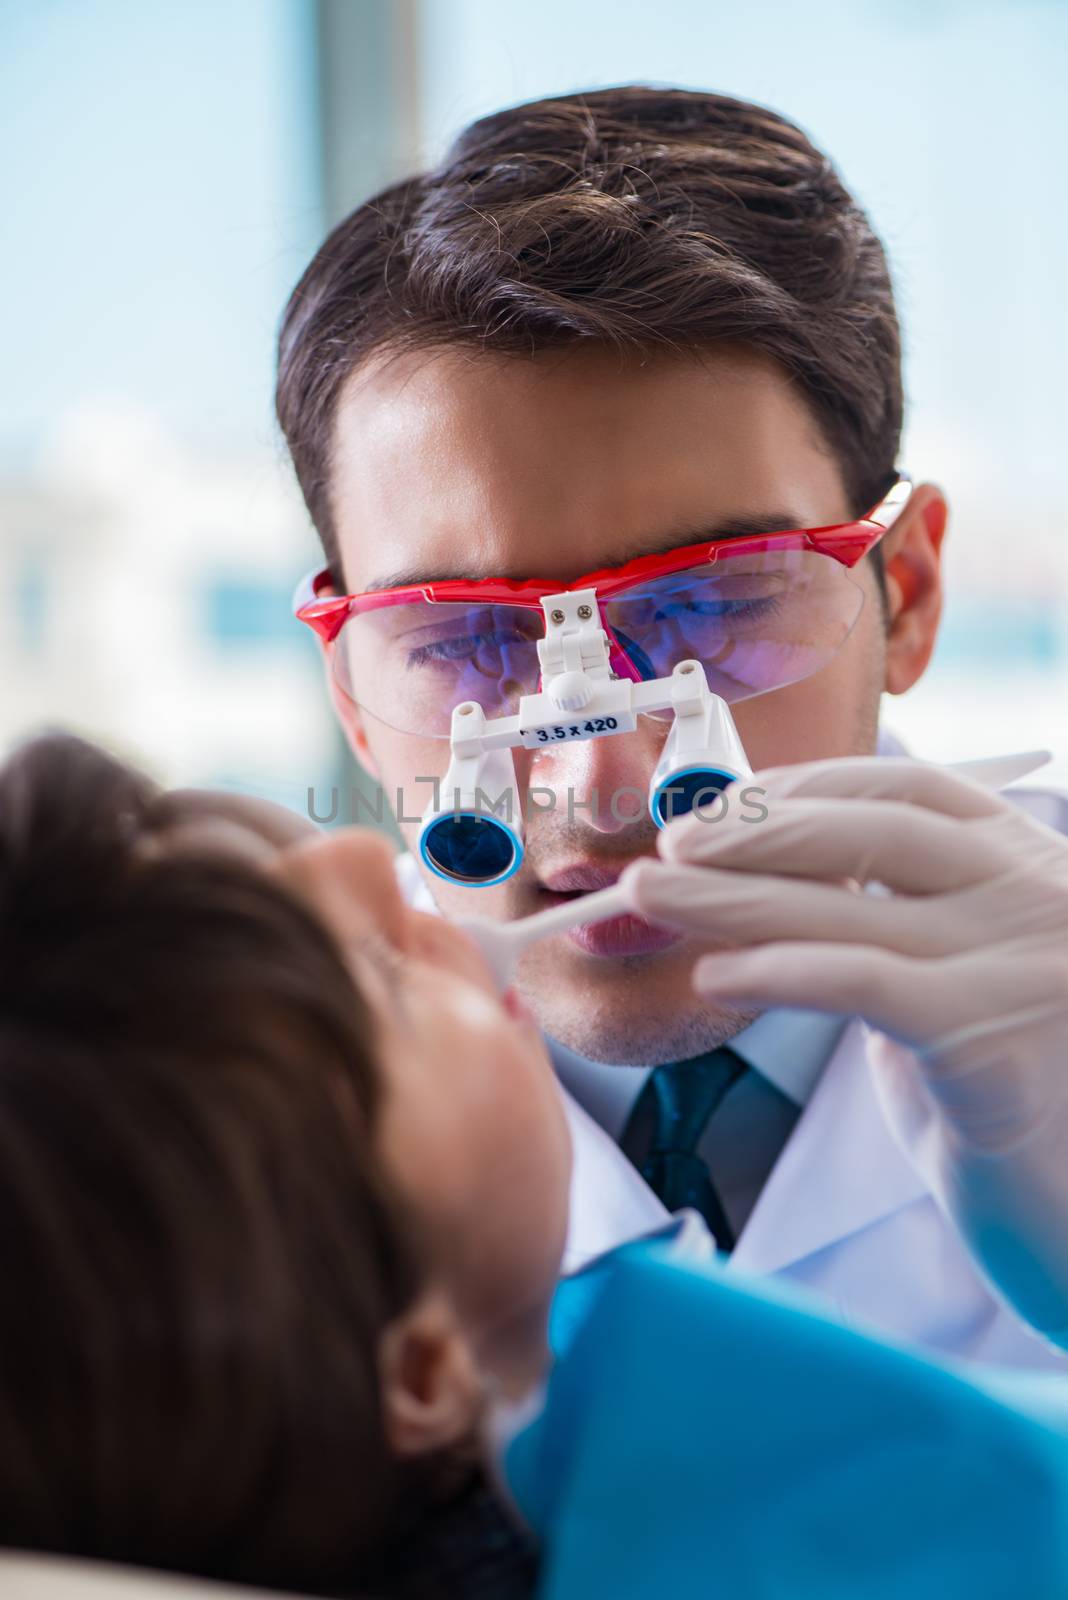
[295,477,911,737]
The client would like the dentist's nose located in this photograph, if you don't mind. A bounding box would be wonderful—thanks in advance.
[522,720,667,835]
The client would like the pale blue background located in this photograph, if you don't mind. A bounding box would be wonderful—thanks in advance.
[2,0,1065,790]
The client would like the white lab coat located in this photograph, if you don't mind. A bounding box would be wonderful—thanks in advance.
[397,779,1068,1373]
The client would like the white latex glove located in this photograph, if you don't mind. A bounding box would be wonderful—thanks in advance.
[623,757,1068,1347]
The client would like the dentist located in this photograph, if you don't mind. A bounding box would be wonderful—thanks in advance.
[280,85,1068,1369]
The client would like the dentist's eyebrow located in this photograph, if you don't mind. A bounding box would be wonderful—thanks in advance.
[362,511,805,592]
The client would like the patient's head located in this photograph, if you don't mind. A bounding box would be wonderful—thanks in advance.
[0,733,570,1590]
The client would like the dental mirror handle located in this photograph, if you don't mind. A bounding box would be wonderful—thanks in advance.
[457,881,633,992]
[503,881,633,948]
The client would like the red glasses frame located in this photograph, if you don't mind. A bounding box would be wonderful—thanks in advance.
[294,478,912,681]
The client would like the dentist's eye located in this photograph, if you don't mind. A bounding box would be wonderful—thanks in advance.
[405,626,536,670]
[408,635,482,665]
[652,595,782,623]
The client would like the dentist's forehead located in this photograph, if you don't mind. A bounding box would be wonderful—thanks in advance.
[329,342,850,593]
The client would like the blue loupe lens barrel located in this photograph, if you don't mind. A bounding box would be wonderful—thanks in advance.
[420,813,521,886]
[651,767,736,827]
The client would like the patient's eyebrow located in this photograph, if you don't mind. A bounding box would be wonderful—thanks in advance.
[363,511,805,592]
[356,932,412,1016]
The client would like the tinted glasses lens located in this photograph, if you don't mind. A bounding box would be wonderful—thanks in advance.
[602,549,865,708]
[332,601,544,735]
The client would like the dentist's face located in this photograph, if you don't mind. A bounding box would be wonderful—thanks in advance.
[327,342,934,1065]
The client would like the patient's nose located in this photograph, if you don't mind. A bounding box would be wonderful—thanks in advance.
[274,827,410,951]
[403,905,500,996]
[276,827,497,994]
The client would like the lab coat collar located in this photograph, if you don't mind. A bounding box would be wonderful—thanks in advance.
[550,1006,845,1147]
[558,1086,669,1273]
[730,1018,928,1277]
[730,1007,847,1107]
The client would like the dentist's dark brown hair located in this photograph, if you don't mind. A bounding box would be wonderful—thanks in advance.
[276,84,902,578]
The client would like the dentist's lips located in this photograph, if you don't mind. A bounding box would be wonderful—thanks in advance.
[537,864,682,959]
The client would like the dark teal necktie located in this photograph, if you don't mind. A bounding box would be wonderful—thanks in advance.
[620,1047,748,1251]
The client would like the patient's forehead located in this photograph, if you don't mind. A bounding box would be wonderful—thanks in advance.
[150,790,318,864]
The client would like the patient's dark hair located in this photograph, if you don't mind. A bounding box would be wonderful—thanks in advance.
[0,733,425,1590]
[277,84,902,578]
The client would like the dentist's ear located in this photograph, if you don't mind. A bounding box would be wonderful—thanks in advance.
[880,482,948,696]
[378,1289,484,1458]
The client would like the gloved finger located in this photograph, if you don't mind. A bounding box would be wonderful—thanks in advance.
[691,940,1068,1056]
[659,794,1010,893]
[626,859,974,958]
[666,756,1008,865]
[746,757,1009,817]
[690,941,948,1043]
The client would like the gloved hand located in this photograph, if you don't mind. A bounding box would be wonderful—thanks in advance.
[623,757,1068,1347]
